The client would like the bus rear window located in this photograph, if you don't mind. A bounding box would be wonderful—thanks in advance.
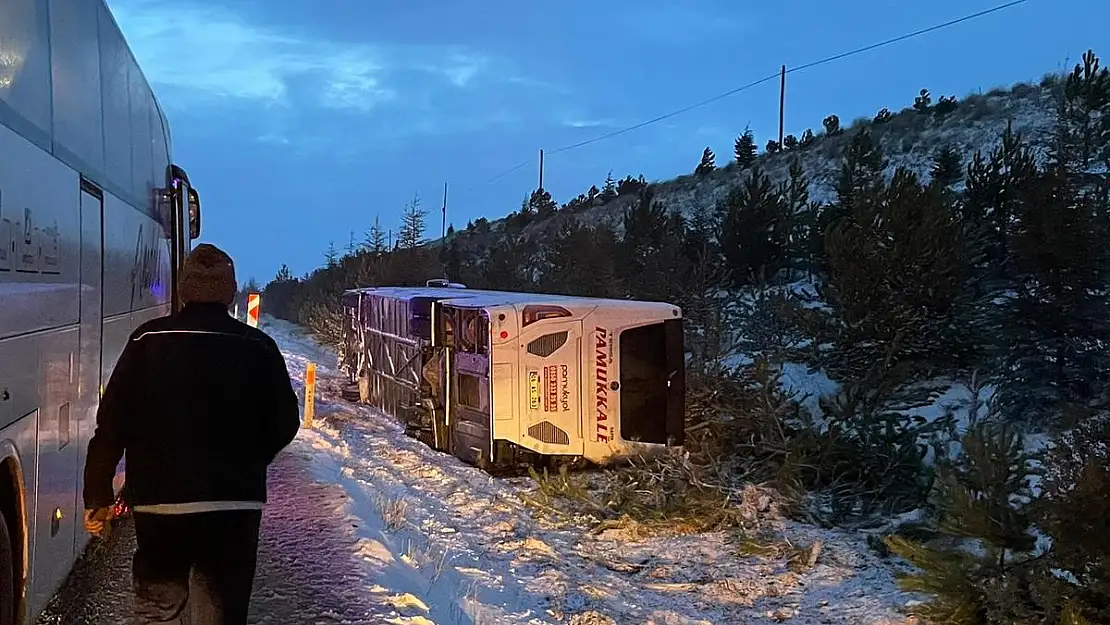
[618,323,669,445]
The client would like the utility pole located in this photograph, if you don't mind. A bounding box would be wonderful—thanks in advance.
[778,65,786,146]
[538,148,544,191]
[441,182,448,239]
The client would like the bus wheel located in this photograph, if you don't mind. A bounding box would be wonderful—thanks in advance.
[0,508,15,625]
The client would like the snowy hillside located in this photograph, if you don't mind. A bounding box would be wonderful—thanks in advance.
[453,77,1059,242]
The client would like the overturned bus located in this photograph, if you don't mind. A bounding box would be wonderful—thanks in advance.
[338,281,685,470]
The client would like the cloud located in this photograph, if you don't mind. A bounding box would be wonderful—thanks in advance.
[562,117,617,129]
[106,0,514,113]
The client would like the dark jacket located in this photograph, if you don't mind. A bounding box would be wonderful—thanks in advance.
[83,302,301,510]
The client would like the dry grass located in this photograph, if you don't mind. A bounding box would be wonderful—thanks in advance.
[523,448,791,538]
[519,363,815,538]
[373,491,409,532]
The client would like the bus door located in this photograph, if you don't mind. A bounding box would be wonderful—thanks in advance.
[72,180,104,559]
[518,307,585,457]
[442,306,492,466]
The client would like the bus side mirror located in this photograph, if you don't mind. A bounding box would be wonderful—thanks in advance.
[188,187,201,239]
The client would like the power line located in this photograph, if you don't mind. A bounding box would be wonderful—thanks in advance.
[548,72,782,155]
[467,0,1031,189]
[484,159,532,184]
[787,0,1030,74]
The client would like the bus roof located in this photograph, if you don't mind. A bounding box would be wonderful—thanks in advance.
[343,285,678,313]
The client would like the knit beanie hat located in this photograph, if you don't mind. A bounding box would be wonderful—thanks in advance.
[179,243,236,306]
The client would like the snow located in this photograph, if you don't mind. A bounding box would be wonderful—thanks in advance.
[265,317,924,624]
[558,84,1058,234]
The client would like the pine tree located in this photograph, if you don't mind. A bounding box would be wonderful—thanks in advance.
[783,134,799,150]
[1052,49,1110,195]
[364,216,388,253]
[241,276,262,297]
[683,201,719,267]
[398,193,427,249]
[262,265,299,320]
[834,130,887,209]
[885,403,1041,625]
[1035,416,1110,623]
[781,159,813,277]
[716,164,790,286]
[679,244,732,375]
[823,114,841,135]
[931,146,964,190]
[543,221,620,298]
[616,174,648,197]
[601,171,618,202]
[734,127,757,167]
[345,231,357,256]
[822,159,967,381]
[934,96,959,119]
[766,139,782,153]
[998,162,1110,424]
[324,241,338,267]
[528,188,558,218]
[446,223,455,236]
[914,88,932,113]
[812,129,887,273]
[483,234,535,291]
[440,236,463,282]
[800,128,816,146]
[962,121,1039,272]
[617,189,687,301]
[695,147,716,176]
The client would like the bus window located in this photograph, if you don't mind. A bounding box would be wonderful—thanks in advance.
[454,309,489,355]
[618,323,669,445]
[457,373,483,410]
[476,312,490,354]
[443,309,456,348]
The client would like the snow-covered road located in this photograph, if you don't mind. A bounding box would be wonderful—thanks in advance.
[39,318,921,624]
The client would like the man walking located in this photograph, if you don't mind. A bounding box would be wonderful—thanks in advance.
[83,243,301,624]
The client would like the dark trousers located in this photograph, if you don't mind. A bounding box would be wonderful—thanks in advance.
[131,510,262,625]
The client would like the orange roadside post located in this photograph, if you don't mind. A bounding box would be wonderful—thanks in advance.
[304,362,316,428]
[246,292,260,328]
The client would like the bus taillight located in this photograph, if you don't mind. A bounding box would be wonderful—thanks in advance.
[521,305,571,327]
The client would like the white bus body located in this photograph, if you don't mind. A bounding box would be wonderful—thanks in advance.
[340,285,686,469]
[0,1,201,620]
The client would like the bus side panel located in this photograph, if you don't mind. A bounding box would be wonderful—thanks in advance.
[0,108,85,616]
[101,192,134,380]
[100,190,171,506]
[27,326,82,616]
[490,308,519,442]
[101,189,171,365]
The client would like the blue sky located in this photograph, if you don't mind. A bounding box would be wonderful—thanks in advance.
[107,0,1108,285]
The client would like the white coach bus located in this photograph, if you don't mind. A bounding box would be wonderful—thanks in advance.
[0,0,201,621]
[340,282,686,470]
